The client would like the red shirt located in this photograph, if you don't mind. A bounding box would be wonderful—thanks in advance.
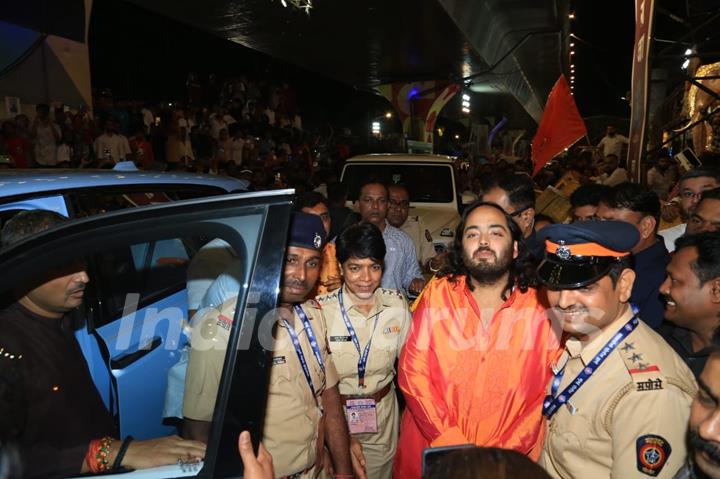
[4,137,30,168]
[129,138,155,169]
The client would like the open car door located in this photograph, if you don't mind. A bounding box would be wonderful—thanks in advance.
[0,190,294,478]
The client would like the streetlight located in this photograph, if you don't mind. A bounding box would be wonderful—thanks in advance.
[385,111,393,119]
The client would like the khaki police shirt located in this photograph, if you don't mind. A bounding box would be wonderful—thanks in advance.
[400,216,436,267]
[183,296,338,477]
[540,309,697,479]
[317,286,411,396]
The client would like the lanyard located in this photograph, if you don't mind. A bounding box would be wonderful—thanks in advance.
[543,315,639,419]
[338,288,380,389]
[281,305,325,397]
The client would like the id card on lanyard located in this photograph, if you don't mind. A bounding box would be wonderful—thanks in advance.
[338,288,380,434]
[543,315,639,419]
[338,288,380,389]
[281,305,325,397]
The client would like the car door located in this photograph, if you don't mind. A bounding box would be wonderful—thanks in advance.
[0,190,293,477]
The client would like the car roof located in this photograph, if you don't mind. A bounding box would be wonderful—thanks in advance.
[0,167,249,198]
[345,153,455,164]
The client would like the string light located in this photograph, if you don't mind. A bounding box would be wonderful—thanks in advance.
[461,93,471,114]
[275,0,313,14]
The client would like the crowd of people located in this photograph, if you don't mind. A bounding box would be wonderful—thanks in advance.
[4,111,720,479]
[0,75,357,192]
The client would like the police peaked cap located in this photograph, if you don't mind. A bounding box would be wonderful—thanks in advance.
[537,220,640,289]
[289,212,326,251]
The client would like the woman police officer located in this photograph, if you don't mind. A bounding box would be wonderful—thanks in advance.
[317,222,411,479]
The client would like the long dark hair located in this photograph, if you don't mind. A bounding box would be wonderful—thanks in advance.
[438,201,536,299]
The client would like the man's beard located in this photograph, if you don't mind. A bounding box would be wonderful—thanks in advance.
[462,244,513,286]
[690,429,720,469]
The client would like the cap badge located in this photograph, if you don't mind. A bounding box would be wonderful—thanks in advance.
[313,233,322,249]
[556,241,571,260]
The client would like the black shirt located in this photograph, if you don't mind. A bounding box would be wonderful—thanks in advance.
[525,229,545,266]
[0,302,116,478]
[631,238,671,329]
[658,321,712,380]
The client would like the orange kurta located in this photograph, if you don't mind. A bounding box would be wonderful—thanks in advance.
[393,276,560,479]
[315,242,341,296]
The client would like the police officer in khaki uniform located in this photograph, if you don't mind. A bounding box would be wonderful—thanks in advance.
[317,222,411,479]
[536,220,697,478]
[183,212,354,479]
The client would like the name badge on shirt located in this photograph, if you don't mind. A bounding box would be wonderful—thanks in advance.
[345,399,378,434]
[330,335,353,342]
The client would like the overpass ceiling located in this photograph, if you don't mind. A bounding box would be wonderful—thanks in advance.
[124,0,562,121]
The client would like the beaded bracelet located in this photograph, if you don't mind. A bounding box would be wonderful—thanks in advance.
[84,437,114,473]
[96,436,114,472]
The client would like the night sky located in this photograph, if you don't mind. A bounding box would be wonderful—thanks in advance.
[570,0,636,119]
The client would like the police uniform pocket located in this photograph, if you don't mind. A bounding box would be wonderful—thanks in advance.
[549,412,593,470]
[269,356,293,385]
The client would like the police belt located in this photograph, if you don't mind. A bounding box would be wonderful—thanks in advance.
[340,382,392,405]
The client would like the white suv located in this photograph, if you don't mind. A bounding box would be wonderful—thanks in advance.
[340,154,464,251]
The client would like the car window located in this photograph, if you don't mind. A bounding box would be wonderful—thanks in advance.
[0,195,289,477]
[343,163,455,203]
[69,186,228,217]
[90,238,193,325]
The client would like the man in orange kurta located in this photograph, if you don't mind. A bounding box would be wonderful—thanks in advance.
[394,202,561,479]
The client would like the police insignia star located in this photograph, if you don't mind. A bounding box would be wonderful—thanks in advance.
[636,434,671,476]
[556,244,571,260]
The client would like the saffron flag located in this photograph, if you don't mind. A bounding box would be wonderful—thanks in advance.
[532,75,587,176]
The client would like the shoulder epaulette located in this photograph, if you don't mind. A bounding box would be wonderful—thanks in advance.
[315,291,338,303]
[618,341,665,392]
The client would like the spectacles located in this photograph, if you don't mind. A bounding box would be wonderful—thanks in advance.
[509,206,531,217]
[388,199,410,209]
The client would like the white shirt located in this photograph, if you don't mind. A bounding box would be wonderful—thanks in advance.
[94,133,131,163]
[34,123,60,166]
[598,168,629,186]
[57,144,73,164]
[659,223,686,253]
[598,134,629,158]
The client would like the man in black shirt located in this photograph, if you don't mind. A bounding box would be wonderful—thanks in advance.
[0,210,206,478]
[596,182,670,328]
[659,232,720,380]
